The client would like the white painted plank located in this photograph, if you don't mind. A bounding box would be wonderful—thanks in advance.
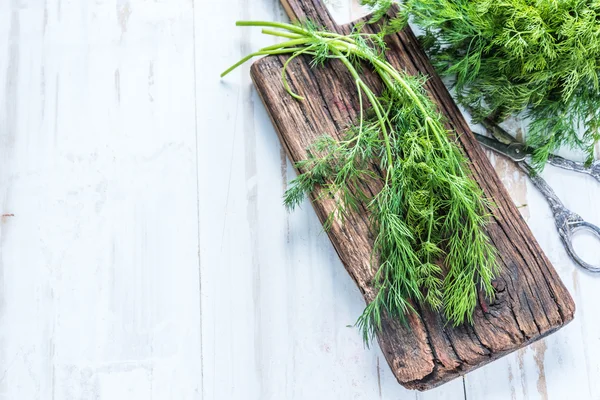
[0,0,201,398]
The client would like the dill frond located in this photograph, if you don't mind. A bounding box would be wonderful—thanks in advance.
[223,20,499,345]
[361,0,600,168]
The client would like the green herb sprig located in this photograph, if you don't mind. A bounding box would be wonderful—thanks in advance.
[222,21,498,343]
[361,0,600,169]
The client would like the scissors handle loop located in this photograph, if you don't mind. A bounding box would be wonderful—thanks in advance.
[517,162,600,272]
[556,209,600,273]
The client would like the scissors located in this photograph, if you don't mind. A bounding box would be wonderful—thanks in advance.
[473,124,600,273]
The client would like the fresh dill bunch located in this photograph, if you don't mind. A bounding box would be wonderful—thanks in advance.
[222,20,499,344]
[360,0,600,169]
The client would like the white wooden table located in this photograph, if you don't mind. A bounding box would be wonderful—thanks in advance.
[1,0,599,399]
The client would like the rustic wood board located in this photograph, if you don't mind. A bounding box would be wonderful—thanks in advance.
[249,0,576,391]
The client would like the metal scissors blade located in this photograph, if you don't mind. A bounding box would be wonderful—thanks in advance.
[479,119,600,183]
[473,132,528,162]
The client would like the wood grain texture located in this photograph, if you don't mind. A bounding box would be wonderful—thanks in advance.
[250,0,576,390]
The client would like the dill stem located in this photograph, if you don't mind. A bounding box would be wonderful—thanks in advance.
[236,20,308,35]
[373,59,431,117]
[261,28,303,40]
[315,37,432,117]
[333,49,395,173]
[356,79,364,138]
[332,40,452,153]
[260,38,312,52]
[220,47,305,77]
[426,197,434,263]
[281,47,316,100]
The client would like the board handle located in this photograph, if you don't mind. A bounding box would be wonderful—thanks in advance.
[280,0,340,32]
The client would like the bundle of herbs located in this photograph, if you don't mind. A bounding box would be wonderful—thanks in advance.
[222,21,499,342]
[362,0,600,169]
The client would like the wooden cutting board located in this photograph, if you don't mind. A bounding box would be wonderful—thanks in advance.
[249,0,575,391]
